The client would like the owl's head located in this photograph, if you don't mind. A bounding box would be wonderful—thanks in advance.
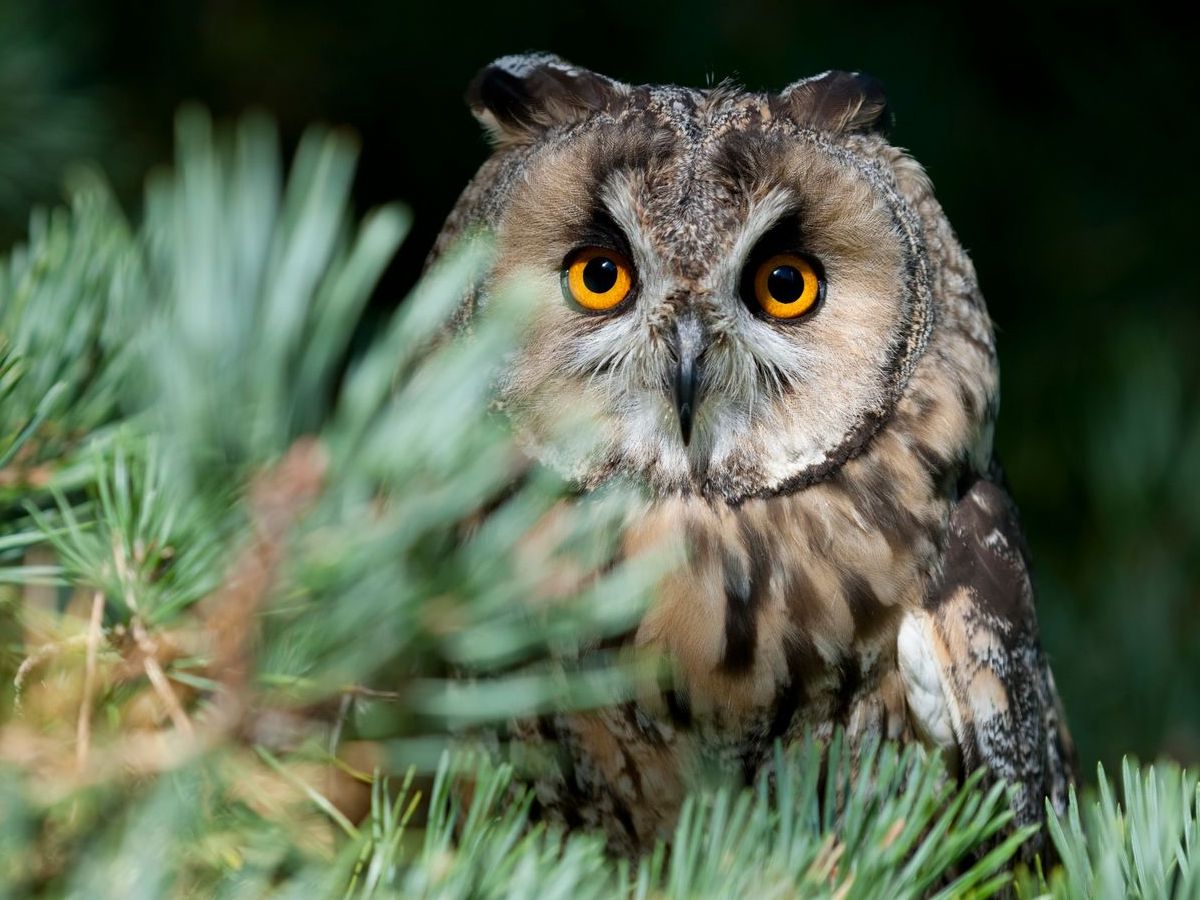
[440,54,992,503]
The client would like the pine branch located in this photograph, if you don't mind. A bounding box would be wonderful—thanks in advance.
[1021,758,1199,899]
[0,105,1191,900]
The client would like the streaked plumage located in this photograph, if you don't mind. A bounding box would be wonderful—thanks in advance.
[433,53,1074,855]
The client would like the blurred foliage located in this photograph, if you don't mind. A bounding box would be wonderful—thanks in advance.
[0,737,1037,898]
[1019,758,1200,899]
[0,109,665,895]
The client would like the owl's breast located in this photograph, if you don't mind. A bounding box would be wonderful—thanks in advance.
[623,453,947,748]
[516,368,977,854]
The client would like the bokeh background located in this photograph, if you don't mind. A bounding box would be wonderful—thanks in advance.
[1,0,1196,774]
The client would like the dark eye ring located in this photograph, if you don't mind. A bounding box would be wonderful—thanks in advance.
[561,247,635,312]
[744,252,825,320]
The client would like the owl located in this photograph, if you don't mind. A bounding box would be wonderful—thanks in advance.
[431,53,1075,856]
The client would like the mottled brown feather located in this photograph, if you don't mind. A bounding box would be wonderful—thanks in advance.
[436,53,1073,858]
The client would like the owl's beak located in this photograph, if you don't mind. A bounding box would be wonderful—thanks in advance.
[673,312,705,446]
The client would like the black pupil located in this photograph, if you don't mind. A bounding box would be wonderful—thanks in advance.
[767,265,805,303]
[582,256,619,294]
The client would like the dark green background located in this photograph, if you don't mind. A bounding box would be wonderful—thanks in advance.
[3,0,1197,774]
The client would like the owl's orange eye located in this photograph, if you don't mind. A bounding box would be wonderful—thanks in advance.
[750,253,824,320]
[562,247,634,312]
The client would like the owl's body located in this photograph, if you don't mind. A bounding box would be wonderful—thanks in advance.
[435,55,1073,854]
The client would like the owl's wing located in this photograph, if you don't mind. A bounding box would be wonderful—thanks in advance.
[897,474,1074,827]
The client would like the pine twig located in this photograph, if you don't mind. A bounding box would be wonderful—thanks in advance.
[12,633,90,707]
[203,437,328,729]
[132,617,194,738]
[75,589,106,770]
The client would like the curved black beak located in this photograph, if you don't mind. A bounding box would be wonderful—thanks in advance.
[673,312,704,446]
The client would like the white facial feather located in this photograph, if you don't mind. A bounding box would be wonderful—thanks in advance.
[486,99,932,499]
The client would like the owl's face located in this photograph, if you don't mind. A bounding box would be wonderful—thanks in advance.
[452,56,940,503]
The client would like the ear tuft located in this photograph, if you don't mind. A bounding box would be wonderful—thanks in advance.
[466,53,625,147]
[777,71,892,136]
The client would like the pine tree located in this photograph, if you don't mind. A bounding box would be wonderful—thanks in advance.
[0,108,1196,899]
